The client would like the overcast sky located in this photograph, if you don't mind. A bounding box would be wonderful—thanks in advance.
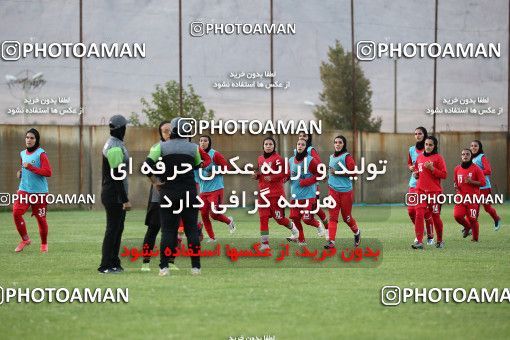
[0,0,507,132]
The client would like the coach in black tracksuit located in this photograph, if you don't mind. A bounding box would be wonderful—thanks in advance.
[145,118,203,273]
[98,115,131,274]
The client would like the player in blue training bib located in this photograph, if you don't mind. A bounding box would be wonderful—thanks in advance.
[12,128,53,253]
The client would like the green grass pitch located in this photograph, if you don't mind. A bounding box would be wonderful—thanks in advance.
[0,204,509,339]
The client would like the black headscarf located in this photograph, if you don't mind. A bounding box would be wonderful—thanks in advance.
[415,126,428,151]
[201,135,212,153]
[263,136,276,159]
[26,128,40,153]
[158,120,171,142]
[423,136,438,156]
[305,133,313,149]
[295,143,308,161]
[471,140,484,158]
[334,135,347,157]
[461,149,473,169]
[110,125,126,141]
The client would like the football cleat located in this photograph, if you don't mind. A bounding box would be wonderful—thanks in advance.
[324,241,335,249]
[411,241,424,250]
[354,230,361,248]
[159,267,169,276]
[15,239,31,252]
[317,221,325,237]
[227,216,236,234]
[435,241,445,249]
[40,243,48,253]
[191,267,201,275]
[426,237,435,245]
[494,218,501,232]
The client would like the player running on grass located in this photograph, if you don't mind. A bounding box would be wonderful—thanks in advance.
[196,135,236,242]
[470,140,502,231]
[286,139,325,245]
[12,128,53,253]
[407,127,435,244]
[324,136,361,249]
[411,136,447,249]
[453,149,485,242]
[252,136,299,250]
[297,132,329,229]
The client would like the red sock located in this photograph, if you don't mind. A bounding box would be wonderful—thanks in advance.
[317,208,327,222]
[303,217,319,228]
[293,219,304,242]
[212,213,230,224]
[201,214,215,239]
[470,219,479,241]
[432,214,444,242]
[35,216,48,244]
[328,220,338,242]
[425,217,434,238]
[13,212,29,240]
[483,204,500,223]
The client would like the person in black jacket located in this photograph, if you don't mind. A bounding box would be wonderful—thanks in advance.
[98,115,131,274]
[144,117,205,276]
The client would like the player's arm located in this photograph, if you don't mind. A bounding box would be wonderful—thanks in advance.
[25,152,52,177]
[430,156,447,179]
[467,166,486,187]
[264,156,286,183]
[481,155,492,176]
[453,167,459,192]
[310,148,321,163]
[299,158,319,187]
[213,151,231,171]
[107,147,129,203]
[407,152,414,171]
[196,146,210,169]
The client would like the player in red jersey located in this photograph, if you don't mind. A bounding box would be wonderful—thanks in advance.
[407,127,435,244]
[470,140,501,231]
[297,132,329,230]
[252,137,299,250]
[453,149,486,242]
[412,136,447,249]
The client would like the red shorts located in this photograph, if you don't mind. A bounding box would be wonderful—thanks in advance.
[454,203,479,220]
[258,196,285,219]
[12,191,48,217]
[289,198,317,220]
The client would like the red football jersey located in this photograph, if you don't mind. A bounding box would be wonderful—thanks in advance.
[454,163,486,198]
[256,152,286,197]
[414,153,447,192]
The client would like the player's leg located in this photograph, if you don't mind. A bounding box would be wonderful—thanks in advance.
[209,189,235,233]
[424,210,434,242]
[339,191,360,247]
[413,205,426,248]
[158,206,180,275]
[12,192,31,251]
[181,206,201,272]
[271,196,297,240]
[200,193,215,240]
[453,204,470,237]
[31,197,48,252]
[288,206,305,243]
[258,206,270,248]
[430,202,444,247]
[99,203,123,272]
[111,207,126,270]
[326,189,341,247]
[141,203,160,269]
[480,189,501,230]
[467,204,480,242]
